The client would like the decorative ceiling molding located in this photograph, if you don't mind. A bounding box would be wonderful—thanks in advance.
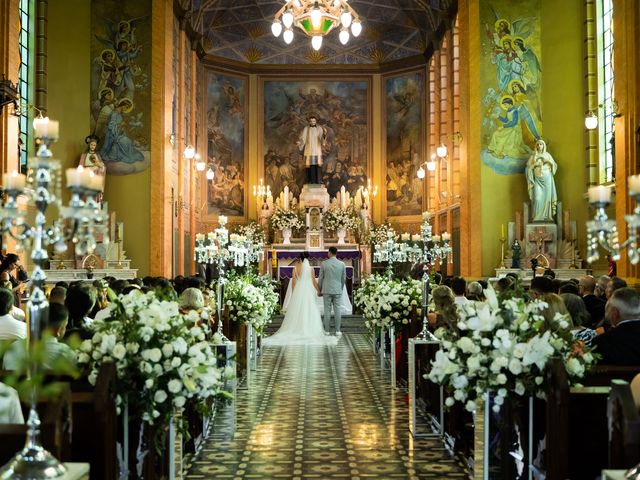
[175,0,457,65]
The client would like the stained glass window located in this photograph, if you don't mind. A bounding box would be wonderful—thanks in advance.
[18,0,32,173]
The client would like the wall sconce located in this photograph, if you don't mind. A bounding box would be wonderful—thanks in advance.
[183,144,196,159]
[194,153,206,171]
[436,131,463,158]
[416,154,439,179]
[585,112,598,130]
[585,101,621,131]
[206,167,215,181]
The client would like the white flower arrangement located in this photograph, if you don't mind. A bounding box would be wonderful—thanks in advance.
[223,272,279,333]
[77,290,231,432]
[322,207,359,233]
[269,206,304,231]
[363,222,399,247]
[428,288,597,413]
[235,221,266,245]
[354,274,422,330]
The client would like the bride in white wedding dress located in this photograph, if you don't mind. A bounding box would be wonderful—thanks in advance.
[263,254,338,346]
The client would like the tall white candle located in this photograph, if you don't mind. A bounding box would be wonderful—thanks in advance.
[33,117,59,140]
[442,232,451,242]
[340,186,346,209]
[588,185,611,204]
[66,165,85,187]
[284,186,289,210]
[3,171,26,190]
[629,175,640,195]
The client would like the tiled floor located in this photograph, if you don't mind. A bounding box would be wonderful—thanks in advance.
[187,333,468,479]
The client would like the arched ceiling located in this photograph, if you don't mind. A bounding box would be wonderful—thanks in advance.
[178,0,457,65]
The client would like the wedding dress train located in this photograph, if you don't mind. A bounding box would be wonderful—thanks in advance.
[263,259,338,346]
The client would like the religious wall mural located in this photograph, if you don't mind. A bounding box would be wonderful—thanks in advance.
[480,1,542,175]
[385,71,424,218]
[263,80,369,200]
[206,71,246,218]
[90,1,151,175]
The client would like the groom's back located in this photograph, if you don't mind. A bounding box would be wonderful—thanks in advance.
[321,257,344,294]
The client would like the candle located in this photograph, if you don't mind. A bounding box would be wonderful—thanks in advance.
[207,232,216,241]
[32,117,59,140]
[442,232,451,242]
[196,233,205,242]
[629,175,640,195]
[87,171,104,191]
[66,165,86,187]
[422,211,432,221]
[340,186,346,209]
[432,234,441,243]
[284,186,289,210]
[3,171,26,190]
[411,234,421,242]
[501,223,505,239]
[588,185,611,204]
[401,233,410,241]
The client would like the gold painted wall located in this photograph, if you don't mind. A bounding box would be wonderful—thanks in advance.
[476,0,588,276]
[48,0,151,276]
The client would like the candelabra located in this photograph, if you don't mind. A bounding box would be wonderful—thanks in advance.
[373,232,420,279]
[416,212,452,341]
[0,118,108,479]
[585,186,621,264]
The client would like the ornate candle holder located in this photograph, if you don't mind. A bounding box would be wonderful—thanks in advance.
[0,122,108,479]
[585,198,620,264]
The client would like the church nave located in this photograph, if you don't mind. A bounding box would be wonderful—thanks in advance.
[187,333,467,479]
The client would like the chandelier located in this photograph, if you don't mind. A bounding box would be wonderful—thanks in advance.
[271,0,363,50]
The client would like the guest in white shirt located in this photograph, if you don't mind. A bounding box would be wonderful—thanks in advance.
[0,383,24,424]
[451,276,470,307]
[0,288,26,341]
[4,303,77,371]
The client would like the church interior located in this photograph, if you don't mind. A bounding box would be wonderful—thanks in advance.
[0,0,639,478]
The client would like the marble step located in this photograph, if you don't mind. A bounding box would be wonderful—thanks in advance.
[264,314,367,333]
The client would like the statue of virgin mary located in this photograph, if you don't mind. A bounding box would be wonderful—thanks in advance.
[526,139,557,222]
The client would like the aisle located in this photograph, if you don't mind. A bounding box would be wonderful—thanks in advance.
[186,334,467,479]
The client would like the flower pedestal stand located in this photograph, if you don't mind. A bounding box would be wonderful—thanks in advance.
[408,336,443,438]
[281,228,292,245]
[245,325,258,387]
[337,228,347,244]
[377,327,396,388]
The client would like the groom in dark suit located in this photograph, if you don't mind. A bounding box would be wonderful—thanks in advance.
[318,247,346,336]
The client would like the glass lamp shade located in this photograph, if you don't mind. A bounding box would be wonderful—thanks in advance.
[311,35,323,50]
[585,112,598,130]
[283,28,294,44]
[340,11,352,28]
[282,10,294,28]
[436,143,448,158]
[183,145,196,160]
[206,168,215,180]
[416,166,425,179]
[351,20,362,36]
[339,29,350,45]
[271,21,283,37]
[195,155,206,172]
[426,160,437,171]
[310,6,322,29]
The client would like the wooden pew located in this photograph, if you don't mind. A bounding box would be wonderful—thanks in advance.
[608,379,640,469]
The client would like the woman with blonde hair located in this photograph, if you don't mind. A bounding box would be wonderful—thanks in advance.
[428,285,458,329]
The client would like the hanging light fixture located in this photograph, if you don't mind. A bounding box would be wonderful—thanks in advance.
[585,111,598,130]
[206,168,215,181]
[195,153,206,172]
[271,0,362,50]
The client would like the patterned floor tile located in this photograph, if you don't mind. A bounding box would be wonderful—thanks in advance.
[186,332,467,479]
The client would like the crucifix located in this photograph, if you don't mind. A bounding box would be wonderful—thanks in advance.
[529,227,553,255]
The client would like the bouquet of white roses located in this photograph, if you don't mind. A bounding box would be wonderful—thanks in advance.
[354,274,422,330]
[235,221,266,245]
[362,222,398,247]
[223,272,278,333]
[322,207,359,232]
[269,206,304,231]
[427,288,597,413]
[77,290,232,433]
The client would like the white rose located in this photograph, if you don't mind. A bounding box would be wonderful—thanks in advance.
[515,382,526,396]
[171,357,182,368]
[88,370,98,385]
[508,358,523,375]
[77,353,90,364]
[112,344,127,360]
[162,344,174,357]
[168,379,182,394]
[154,390,167,403]
[496,373,507,385]
[173,396,186,408]
[145,378,154,389]
[465,400,477,412]
[445,397,455,407]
